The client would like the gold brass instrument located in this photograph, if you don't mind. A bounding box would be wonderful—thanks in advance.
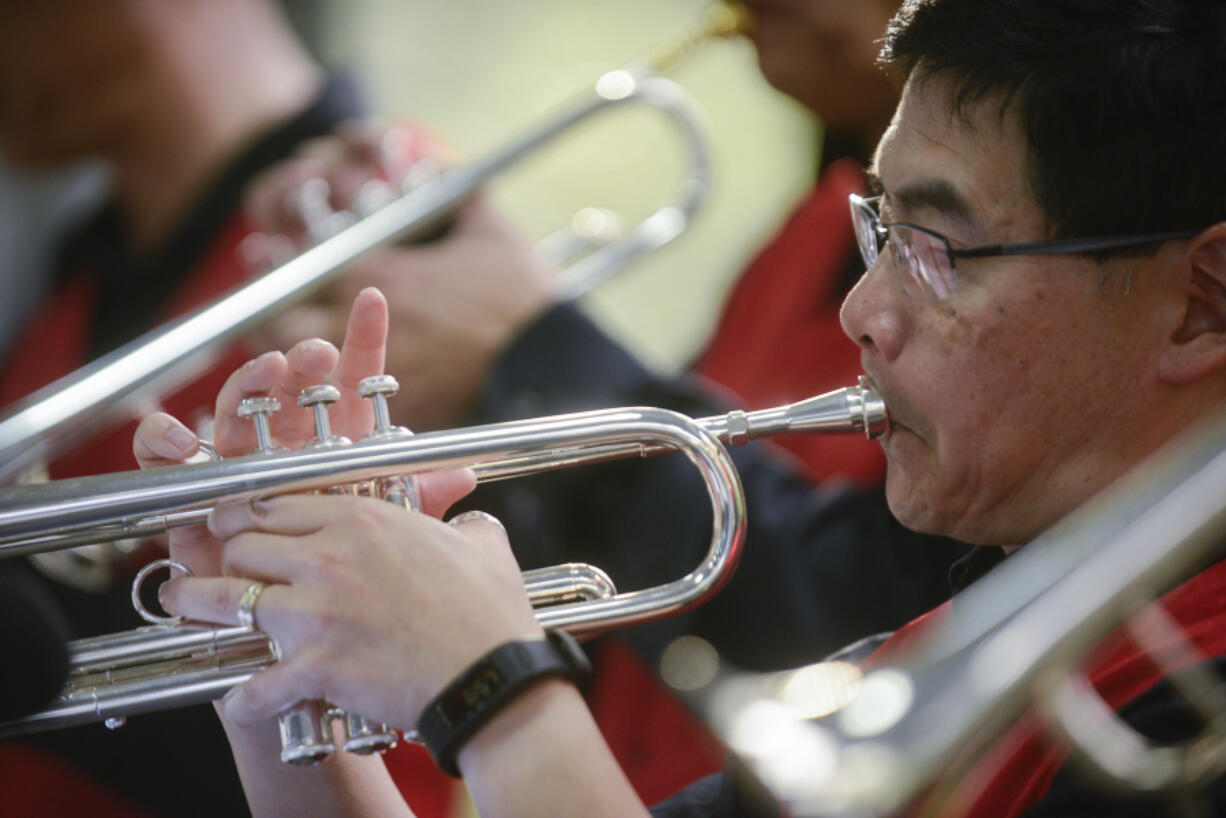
[0,381,886,762]
[0,3,749,486]
[693,403,1226,816]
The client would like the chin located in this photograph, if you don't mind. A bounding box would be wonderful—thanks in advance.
[883,479,936,534]
[896,504,1012,548]
[884,479,978,543]
[891,506,941,538]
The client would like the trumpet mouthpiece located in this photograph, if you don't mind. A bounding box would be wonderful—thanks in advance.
[706,379,889,447]
[646,2,752,74]
[704,2,754,40]
[784,381,889,439]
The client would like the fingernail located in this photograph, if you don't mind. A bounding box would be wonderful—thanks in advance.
[157,581,173,613]
[167,426,196,455]
[250,498,269,519]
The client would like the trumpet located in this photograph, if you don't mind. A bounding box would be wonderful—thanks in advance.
[0,380,886,761]
[0,3,750,486]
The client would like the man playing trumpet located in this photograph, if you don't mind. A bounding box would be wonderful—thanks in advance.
[136,0,1226,814]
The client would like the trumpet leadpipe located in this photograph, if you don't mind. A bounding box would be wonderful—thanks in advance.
[0,382,884,556]
[475,381,885,482]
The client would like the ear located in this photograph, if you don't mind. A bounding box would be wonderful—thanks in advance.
[1159,223,1226,385]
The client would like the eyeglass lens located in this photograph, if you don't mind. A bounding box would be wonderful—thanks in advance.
[890,225,957,300]
[850,197,957,301]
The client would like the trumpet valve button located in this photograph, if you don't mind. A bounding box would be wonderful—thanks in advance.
[298,384,344,443]
[357,374,399,399]
[237,395,281,416]
[237,396,281,452]
[297,384,341,404]
[357,375,407,437]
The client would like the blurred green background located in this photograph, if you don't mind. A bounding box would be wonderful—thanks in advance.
[313,0,819,372]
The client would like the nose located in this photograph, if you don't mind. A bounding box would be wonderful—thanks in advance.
[839,258,906,361]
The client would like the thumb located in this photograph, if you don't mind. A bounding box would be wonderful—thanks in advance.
[417,468,478,518]
[133,413,199,469]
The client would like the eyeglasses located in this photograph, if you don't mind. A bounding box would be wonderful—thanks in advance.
[848,193,1199,301]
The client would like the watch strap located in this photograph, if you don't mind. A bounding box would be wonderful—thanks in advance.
[416,628,592,776]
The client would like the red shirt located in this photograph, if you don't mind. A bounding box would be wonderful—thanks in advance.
[862,558,1226,817]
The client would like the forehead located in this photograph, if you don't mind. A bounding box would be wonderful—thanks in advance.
[871,73,1046,242]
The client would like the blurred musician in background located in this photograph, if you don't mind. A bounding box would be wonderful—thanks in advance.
[142,0,1226,814]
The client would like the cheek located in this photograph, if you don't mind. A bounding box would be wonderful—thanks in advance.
[933,301,1074,463]
[933,286,1083,418]
[906,285,1138,541]
[923,308,1021,432]
[889,302,1063,532]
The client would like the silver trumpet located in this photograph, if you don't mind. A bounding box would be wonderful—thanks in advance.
[0,379,886,765]
[0,3,748,486]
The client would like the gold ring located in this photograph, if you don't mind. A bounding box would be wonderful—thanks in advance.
[236,581,267,629]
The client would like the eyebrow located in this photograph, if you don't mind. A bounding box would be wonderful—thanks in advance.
[865,171,980,228]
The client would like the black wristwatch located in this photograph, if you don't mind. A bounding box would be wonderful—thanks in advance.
[416,628,592,776]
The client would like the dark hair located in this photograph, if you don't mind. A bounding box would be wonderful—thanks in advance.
[881,0,1226,243]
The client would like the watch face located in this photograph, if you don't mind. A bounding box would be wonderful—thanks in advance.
[438,661,506,727]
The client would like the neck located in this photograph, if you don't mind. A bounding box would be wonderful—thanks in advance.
[110,0,323,257]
